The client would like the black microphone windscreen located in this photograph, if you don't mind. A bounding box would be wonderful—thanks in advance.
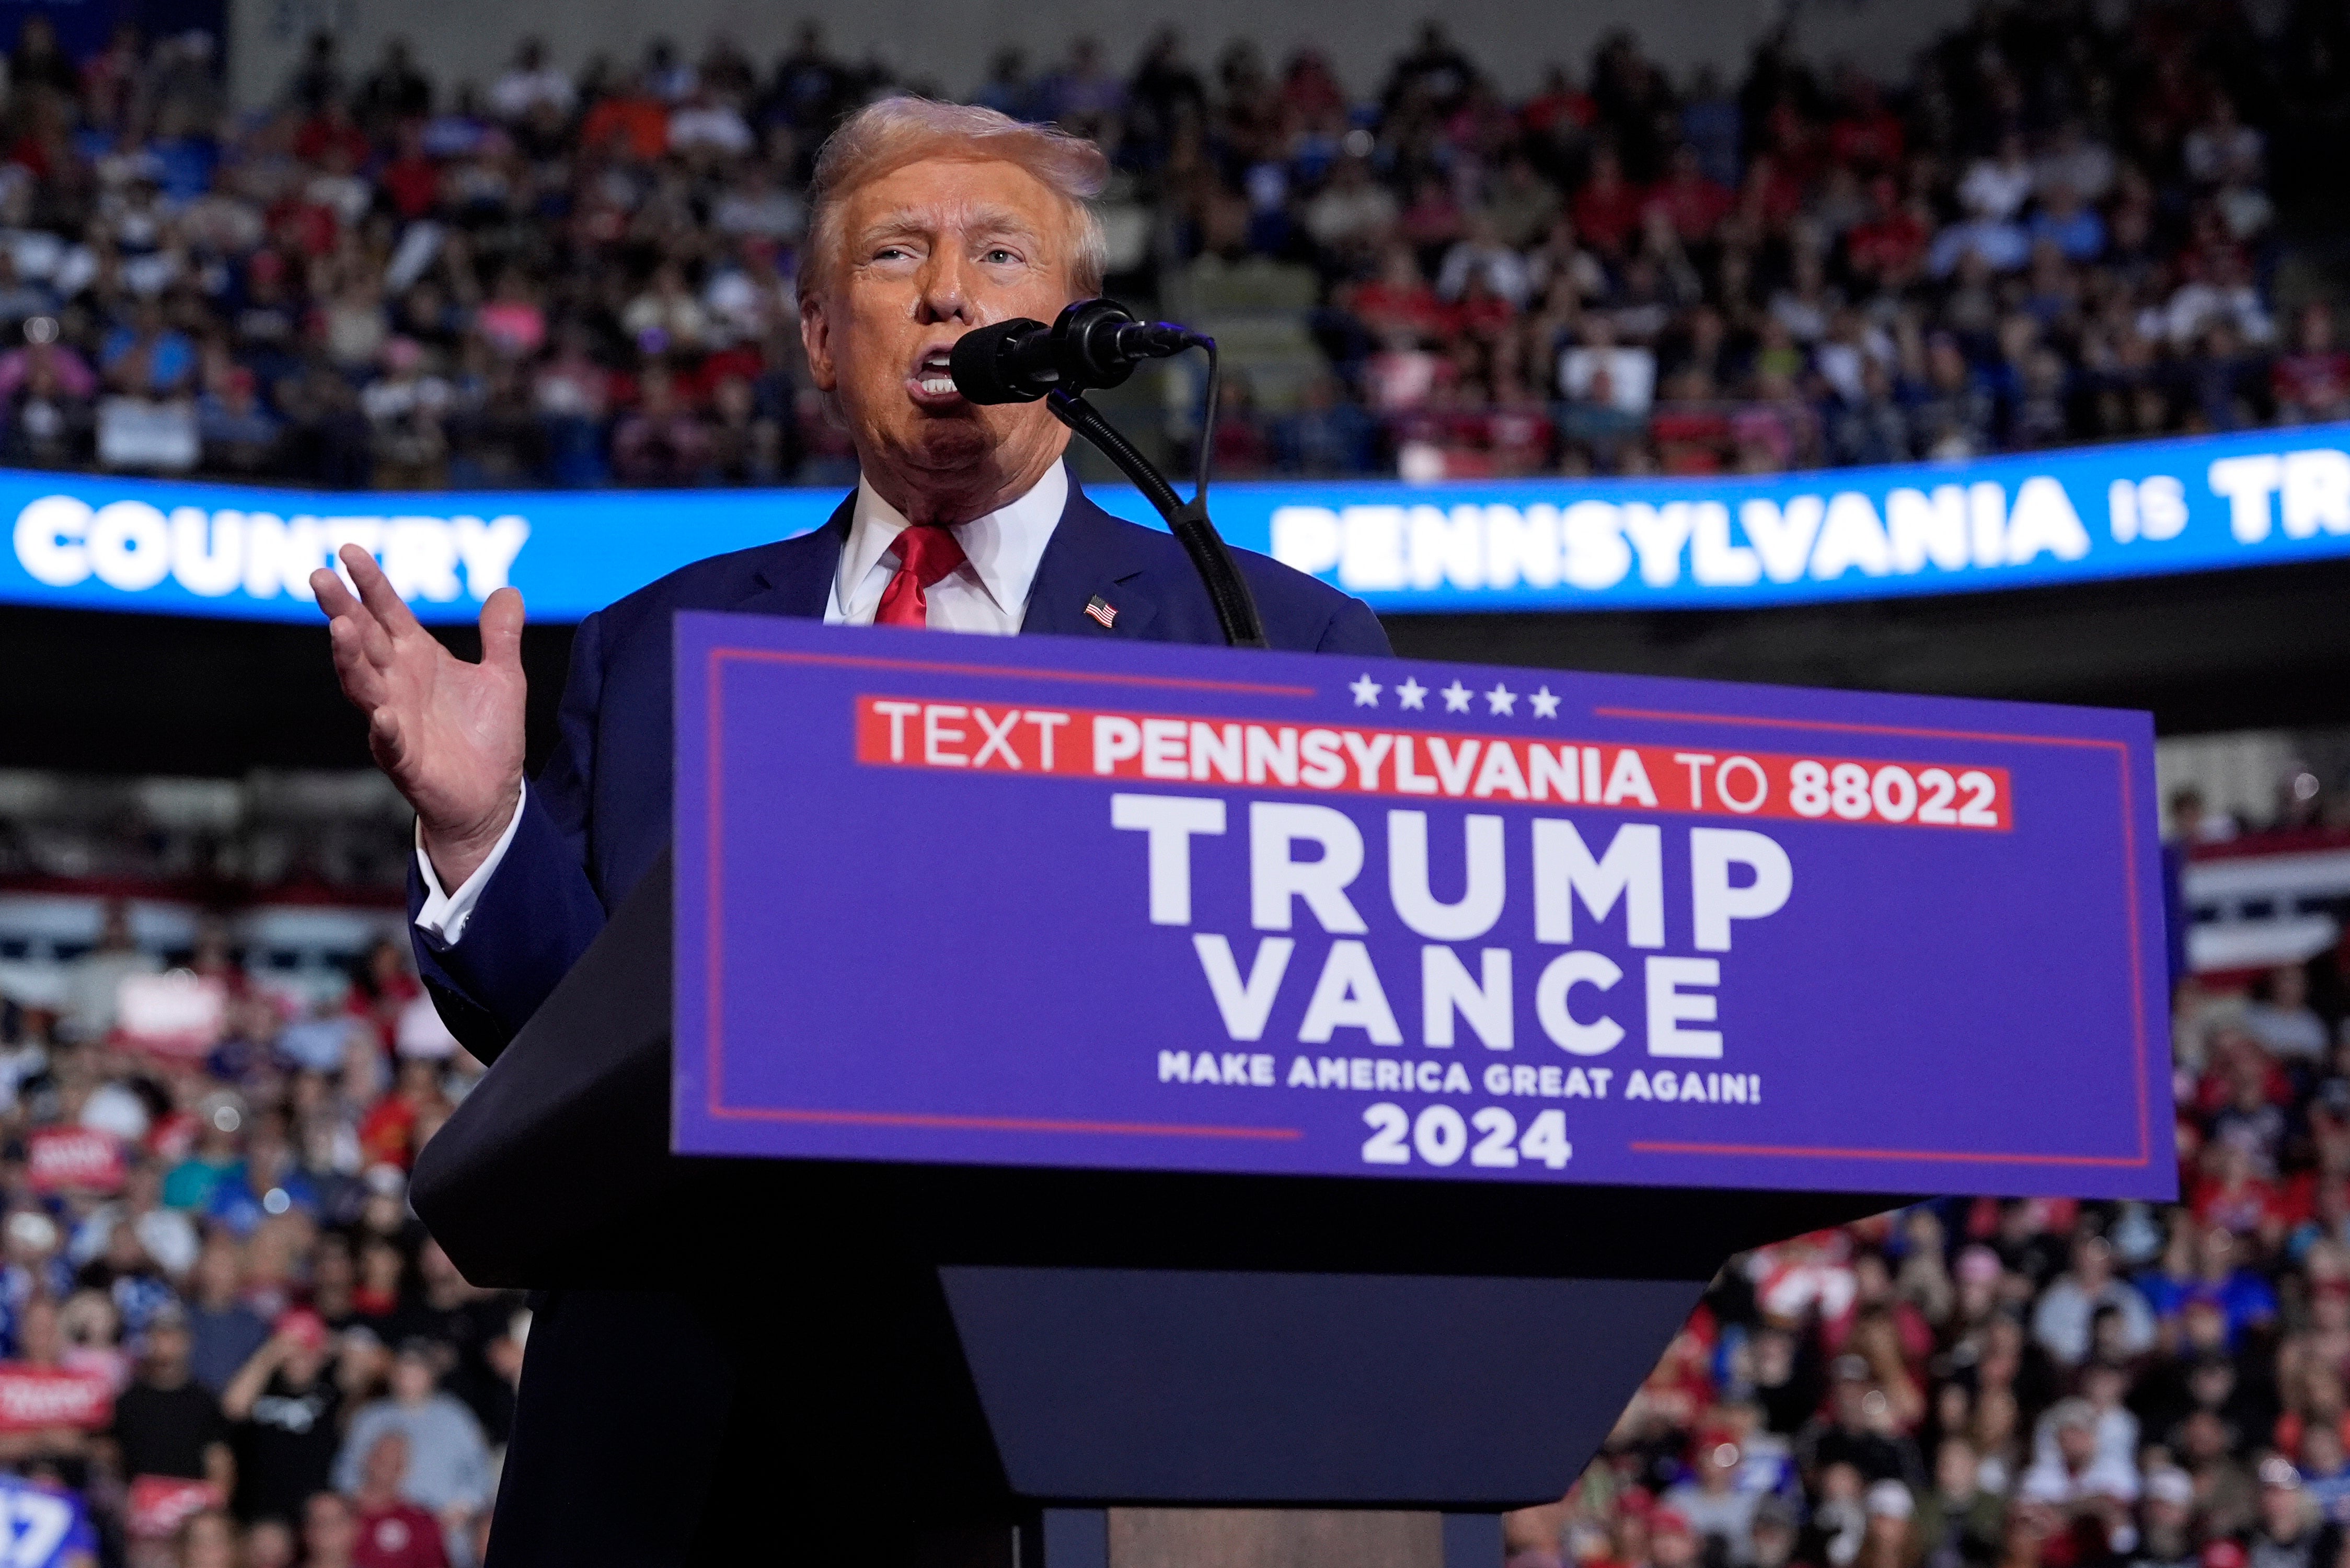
[948,319,1048,405]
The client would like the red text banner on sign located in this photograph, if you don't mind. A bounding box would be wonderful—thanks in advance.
[853,697,2012,832]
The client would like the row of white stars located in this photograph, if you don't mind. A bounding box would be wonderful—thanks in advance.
[1348,674,1562,719]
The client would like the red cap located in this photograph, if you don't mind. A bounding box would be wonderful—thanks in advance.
[273,1308,328,1351]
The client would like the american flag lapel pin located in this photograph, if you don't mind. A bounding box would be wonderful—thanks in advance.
[1084,595,1118,629]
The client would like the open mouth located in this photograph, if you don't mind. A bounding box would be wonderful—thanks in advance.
[911,346,958,400]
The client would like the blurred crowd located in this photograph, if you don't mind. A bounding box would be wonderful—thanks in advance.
[0,2,2339,486]
[1506,960,2350,1568]
[0,897,513,1568]
[1495,769,2350,1568]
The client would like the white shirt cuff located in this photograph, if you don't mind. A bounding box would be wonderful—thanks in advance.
[413,784,527,947]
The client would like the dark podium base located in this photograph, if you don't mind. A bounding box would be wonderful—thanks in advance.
[415,855,1900,1561]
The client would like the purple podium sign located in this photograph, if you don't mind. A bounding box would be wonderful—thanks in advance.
[672,612,2175,1201]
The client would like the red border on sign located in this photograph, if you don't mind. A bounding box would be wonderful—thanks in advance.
[696,651,2160,1172]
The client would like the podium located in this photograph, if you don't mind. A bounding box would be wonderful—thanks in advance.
[415,856,1900,1565]
[412,615,2175,1565]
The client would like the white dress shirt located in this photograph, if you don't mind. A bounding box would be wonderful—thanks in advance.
[414,465,1068,945]
[823,461,1064,631]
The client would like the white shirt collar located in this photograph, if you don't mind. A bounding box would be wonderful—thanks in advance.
[836,462,1068,620]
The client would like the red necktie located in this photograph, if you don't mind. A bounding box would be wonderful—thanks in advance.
[873,525,968,628]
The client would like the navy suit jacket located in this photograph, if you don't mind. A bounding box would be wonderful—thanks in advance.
[412,474,1388,1058]
[410,475,1388,1568]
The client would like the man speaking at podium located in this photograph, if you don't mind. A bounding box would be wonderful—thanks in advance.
[309,99,1387,1565]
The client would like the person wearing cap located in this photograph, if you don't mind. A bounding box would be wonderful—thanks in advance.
[1649,1507,1701,1568]
[221,1309,342,1525]
[1859,1480,1915,1568]
[2018,1397,2140,1507]
[2248,1454,2335,1568]
[2129,1467,2201,1568]
[1662,1428,1762,1563]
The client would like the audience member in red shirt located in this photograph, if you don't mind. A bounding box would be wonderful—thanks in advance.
[1519,65,1595,141]
[1736,153,1807,236]
[1846,179,1932,291]
[1278,50,1347,125]
[350,1432,449,1568]
[580,83,670,163]
[294,102,371,169]
[1446,271,1517,345]
[1396,176,1465,258]
[1829,77,1906,175]
[2275,303,2350,421]
[1643,145,1733,245]
[377,124,440,221]
[1353,246,1447,344]
[1571,146,1644,257]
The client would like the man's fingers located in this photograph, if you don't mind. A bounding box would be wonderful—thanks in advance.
[339,545,425,640]
[327,616,389,710]
[478,587,526,675]
[316,564,398,671]
[310,568,363,621]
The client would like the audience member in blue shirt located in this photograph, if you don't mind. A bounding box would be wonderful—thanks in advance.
[98,302,194,396]
[2030,183,2109,262]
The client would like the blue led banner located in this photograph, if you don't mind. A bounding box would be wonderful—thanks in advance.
[6,422,2350,622]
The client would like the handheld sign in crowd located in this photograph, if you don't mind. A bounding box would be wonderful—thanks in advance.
[0,1367,111,1433]
[24,1128,126,1196]
[672,615,2176,1202]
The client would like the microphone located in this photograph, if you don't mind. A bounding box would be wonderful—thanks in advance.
[949,299,1199,405]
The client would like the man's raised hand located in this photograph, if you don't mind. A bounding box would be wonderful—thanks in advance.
[312,544,527,891]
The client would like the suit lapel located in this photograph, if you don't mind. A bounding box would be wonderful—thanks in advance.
[1022,478,1160,640]
[732,495,853,618]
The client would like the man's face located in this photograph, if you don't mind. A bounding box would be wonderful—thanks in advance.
[802,155,1078,520]
[365,1432,410,1492]
[391,1354,435,1402]
[304,1496,355,1557]
[2057,1421,2095,1468]
[147,1324,190,1377]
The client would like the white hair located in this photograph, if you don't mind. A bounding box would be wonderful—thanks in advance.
[800,96,1109,304]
